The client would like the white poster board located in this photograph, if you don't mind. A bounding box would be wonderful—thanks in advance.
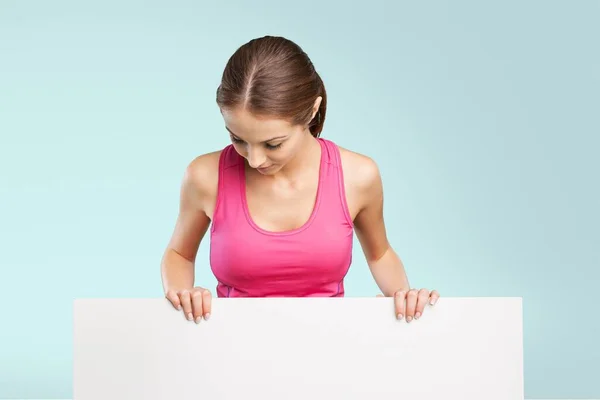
[73,297,524,400]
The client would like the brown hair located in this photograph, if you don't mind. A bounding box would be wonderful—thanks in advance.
[216,35,327,137]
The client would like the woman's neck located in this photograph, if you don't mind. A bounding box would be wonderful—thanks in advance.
[275,131,321,182]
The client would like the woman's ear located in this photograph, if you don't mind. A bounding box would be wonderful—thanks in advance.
[311,96,322,120]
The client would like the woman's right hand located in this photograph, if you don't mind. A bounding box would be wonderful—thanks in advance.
[165,286,212,323]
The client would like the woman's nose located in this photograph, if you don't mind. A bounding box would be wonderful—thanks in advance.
[246,148,266,169]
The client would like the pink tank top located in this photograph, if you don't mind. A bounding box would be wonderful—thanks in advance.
[209,138,354,297]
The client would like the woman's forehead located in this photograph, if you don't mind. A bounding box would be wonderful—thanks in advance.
[221,108,295,141]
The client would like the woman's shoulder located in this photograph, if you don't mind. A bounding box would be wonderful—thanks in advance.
[334,143,382,193]
[180,149,224,211]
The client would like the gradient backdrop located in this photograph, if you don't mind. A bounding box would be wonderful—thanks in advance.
[1,0,598,398]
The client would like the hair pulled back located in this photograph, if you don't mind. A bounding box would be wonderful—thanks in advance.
[216,36,327,137]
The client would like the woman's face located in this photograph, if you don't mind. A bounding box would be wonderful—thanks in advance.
[220,102,319,175]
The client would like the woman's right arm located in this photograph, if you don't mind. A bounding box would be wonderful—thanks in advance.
[160,152,220,323]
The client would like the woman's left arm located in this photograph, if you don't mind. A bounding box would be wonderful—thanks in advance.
[352,157,440,321]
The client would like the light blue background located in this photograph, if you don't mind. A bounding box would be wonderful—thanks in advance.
[1,0,598,398]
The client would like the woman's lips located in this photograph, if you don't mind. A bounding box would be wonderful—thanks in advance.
[257,165,274,173]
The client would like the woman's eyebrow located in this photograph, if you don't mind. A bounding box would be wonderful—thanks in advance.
[225,126,287,143]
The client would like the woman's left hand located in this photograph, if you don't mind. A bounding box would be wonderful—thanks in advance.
[377,288,440,323]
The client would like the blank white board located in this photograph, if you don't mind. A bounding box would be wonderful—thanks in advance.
[73,297,524,400]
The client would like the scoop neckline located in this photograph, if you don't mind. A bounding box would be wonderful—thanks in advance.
[238,138,325,236]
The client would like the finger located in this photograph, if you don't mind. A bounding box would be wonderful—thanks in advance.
[429,290,440,306]
[414,289,430,319]
[394,290,406,320]
[165,290,181,311]
[202,289,212,320]
[179,290,193,321]
[191,289,204,323]
[405,289,419,323]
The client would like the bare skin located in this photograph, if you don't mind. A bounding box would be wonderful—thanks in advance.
[161,97,440,324]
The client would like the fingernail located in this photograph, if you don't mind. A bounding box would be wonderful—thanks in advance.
[406,316,413,323]
[430,299,436,306]
[177,305,181,311]
[187,313,192,321]
[195,316,202,324]
[204,313,210,321]
[415,312,421,319]
[397,313,403,320]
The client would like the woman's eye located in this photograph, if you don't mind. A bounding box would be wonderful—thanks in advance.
[230,135,281,150]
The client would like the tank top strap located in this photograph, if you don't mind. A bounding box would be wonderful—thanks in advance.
[211,145,244,232]
[317,138,354,227]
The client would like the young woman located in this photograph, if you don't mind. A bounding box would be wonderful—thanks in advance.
[161,35,440,324]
